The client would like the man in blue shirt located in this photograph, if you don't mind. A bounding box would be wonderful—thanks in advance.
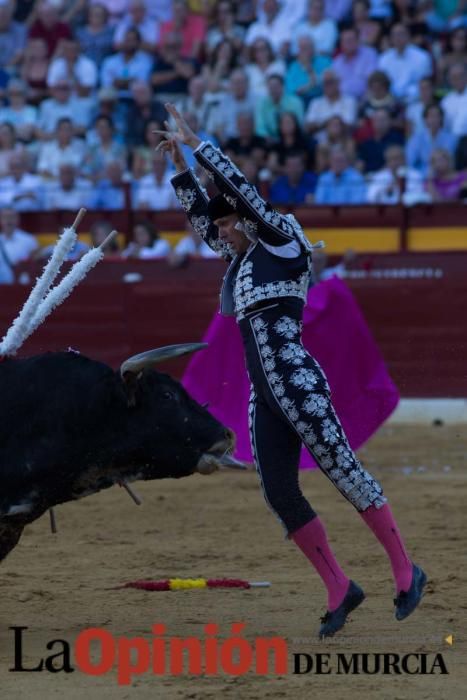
[270,152,317,204]
[315,146,367,204]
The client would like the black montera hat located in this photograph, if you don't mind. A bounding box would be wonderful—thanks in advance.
[207,194,236,221]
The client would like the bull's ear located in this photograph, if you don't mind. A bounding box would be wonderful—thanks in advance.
[122,371,143,407]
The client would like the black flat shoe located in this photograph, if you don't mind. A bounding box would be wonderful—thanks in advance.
[394,563,427,621]
[319,580,365,639]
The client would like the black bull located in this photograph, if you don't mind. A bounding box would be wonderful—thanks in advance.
[0,348,237,563]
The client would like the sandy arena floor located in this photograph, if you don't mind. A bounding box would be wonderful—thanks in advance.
[0,424,465,699]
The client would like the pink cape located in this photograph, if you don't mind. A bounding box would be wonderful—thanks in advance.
[182,277,399,468]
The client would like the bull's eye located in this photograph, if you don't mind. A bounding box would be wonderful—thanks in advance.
[163,391,174,400]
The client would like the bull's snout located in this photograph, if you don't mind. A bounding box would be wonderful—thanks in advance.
[196,428,245,475]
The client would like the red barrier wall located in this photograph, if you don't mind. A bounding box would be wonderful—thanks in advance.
[1,253,466,397]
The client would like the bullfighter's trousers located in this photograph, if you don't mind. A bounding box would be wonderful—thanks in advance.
[237,298,387,536]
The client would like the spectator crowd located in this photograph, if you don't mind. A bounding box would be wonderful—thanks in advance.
[0,0,466,248]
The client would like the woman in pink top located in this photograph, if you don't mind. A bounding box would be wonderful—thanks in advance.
[159,0,206,59]
[427,148,467,202]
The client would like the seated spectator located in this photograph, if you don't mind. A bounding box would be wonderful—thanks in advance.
[437,27,466,89]
[245,0,291,56]
[0,123,23,178]
[114,0,159,53]
[224,112,267,166]
[314,146,367,204]
[88,0,129,25]
[0,207,38,264]
[423,0,467,33]
[244,38,285,99]
[426,148,467,202]
[47,39,98,95]
[159,0,207,60]
[76,3,114,69]
[214,69,256,142]
[357,108,405,173]
[332,27,378,100]
[255,74,304,140]
[294,0,338,56]
[131,118,164,178]
[441,63,467,138]
[122,220,171,258]
[132,152,179,210]
[90,219,121,258]
[406,104,457,175]
[29,0,72,58]
[200,37,237,94]
[37,80,93,137]
[83,115,126,180]
[88,87,127,144]
[124,81,166,147]
[179,75,220,136]
[44,162,92,210]
[315,115,355,164]
[0,152,44,211]
[171,222,218,263]
[88,160,127,209]
[205,0,245,54]
[0,238,14,283]
[268,111,315,174]
[405,76,437,133]
[358,71,403,135]
[0,1,27,69]
[152,33,197,99]
[367,145,430,205]
[352,0,383,47]
[37,118,86,178]
[101,28,153,95]
[378,23,432,103]
[0,80,37,143]
[20,38,50,104]
[323,0,353,22]
[305,70,357,135]
[285,35,331,106]
[269,151,317,204]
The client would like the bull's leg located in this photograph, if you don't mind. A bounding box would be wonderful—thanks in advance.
[0,522,24,563]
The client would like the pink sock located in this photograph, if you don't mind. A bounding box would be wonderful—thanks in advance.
[291,516,350,611]
[359,503,413,594]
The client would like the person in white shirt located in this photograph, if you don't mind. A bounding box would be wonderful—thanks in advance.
[294,0,338,56]
[44,163,93,211]
[37,118,86,178]
[122,220,171,258]
[47,39,98,93]
[378,23,432,104]
[245,0,292,56]
[0,80,37,143]
[214,69,256,141]
[113,0,159,52]
[132,152,180,210]
[172,222,218,260]
[37,81,94,137]
[367,145,431,206]
[441,63,467,138]
[0,152,44,211]
[305,70,357,134]
[100,27,153,94]
[0,207,38,264]
[244,38,286,98]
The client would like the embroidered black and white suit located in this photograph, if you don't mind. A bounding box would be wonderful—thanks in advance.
[172,142,386,536]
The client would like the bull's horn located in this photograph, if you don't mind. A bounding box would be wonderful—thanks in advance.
[218,454,248,470]
[120,343,208,376]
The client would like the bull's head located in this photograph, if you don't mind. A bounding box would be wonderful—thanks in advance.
[119,343,243,477]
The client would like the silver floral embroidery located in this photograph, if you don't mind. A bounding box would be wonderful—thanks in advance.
[290,368,319,391]
[322,418,340,444]
[274,316,300,339]
[278,342,307,366]
[175,187,196,212]
[302,394,329,417]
